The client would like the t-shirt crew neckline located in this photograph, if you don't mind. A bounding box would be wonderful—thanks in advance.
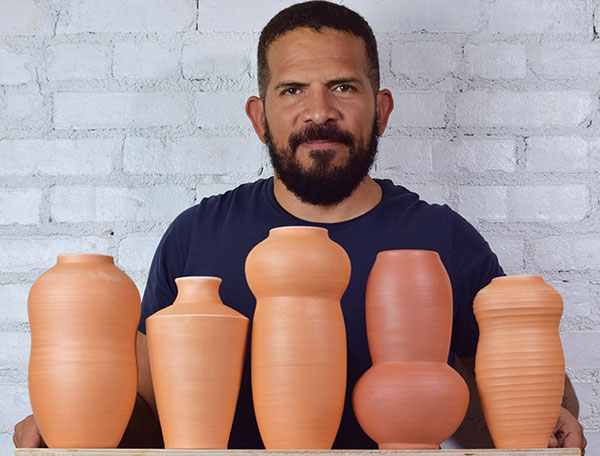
[264,176,390,227]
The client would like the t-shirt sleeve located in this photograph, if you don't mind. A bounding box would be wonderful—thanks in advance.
[138,209,193,334]
[449,211,505,358]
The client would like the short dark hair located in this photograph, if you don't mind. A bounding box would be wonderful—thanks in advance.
[257,1,380,99]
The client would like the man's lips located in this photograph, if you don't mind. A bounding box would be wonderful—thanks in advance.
[300,140,342,148]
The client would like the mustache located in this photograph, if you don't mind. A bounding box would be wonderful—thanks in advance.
[288,123,355,152]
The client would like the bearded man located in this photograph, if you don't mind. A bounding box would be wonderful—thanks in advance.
[15,1,586,452]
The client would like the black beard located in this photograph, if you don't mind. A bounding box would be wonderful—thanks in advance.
[265,120,379,207]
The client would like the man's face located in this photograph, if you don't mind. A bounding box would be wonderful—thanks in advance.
[261,27,380,206]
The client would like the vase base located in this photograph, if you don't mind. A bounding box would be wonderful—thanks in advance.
[379,443,439,449]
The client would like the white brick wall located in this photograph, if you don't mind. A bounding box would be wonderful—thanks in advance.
[1,0,599,452]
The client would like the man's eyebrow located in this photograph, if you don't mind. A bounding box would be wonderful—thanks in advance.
[274,81,309,91]
[327,77,362,86]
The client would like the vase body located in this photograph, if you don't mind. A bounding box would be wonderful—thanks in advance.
[352,250,469,449]
[473,275,565,448]
[245,226,350,449]
[146,276,249,449]
[28,254,140,448]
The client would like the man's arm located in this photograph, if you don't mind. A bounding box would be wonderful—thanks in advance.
[456,355,586,452]
[14,331,163,448]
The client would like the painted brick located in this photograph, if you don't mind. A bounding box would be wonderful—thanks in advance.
[113,42,179,79]
[403,184,450,206]
[195,183,241,201]
[591,138,600,172]
[50,186,191,223]
[532,42,600,78]
[391,42,455,77]
[344,0,482,33]
[376,137,433,173]
[486,0,588,34]
[534,236,600,271]
[123,136,264,175]
[465,43,527,80]
[5,93,44,124]
[563,332,600,368]
[117,234,163,272]
[47,43,110,81]
[0,49,31,85]
[194,92,251,128]
[457,186,508,221]
[0,284,30,323]
[526,137,589,172]
[0,332,30,371]
[388,92,446,128]
[56,0,196,33]
[484,235,525,275]
[432,139,516,173]
[0,0,42,34]
[507,185,589,222]
[456,91,592,128]
[0,384,31,433]
[54,92,190,129]
[182,36,255,81]
[0,189,41,225]
[549,280,593,319]
[0,237,113,273]
[0,139,115,176]
[197,0,297,32]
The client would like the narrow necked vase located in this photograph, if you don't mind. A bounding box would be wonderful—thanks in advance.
[352,250,469,449]
[28,254,140,448]
[473,275,565,448]
[245,226,350,449]
[146,276,249,449]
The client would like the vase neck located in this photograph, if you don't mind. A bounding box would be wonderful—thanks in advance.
[57,254,113,264]
[174,276,223,305]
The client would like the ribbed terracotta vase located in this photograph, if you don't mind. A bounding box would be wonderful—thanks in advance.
[28,253,140,448]
[245,226,350,449]
[146,276,248,449]
[353,250,469,449]
[473,275,565,448]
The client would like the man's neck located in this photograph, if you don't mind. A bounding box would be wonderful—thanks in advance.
[273,176,382,223]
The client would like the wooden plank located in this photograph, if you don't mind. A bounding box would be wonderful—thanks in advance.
[14,449,582,456]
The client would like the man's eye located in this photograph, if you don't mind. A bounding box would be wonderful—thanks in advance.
[335,85,353,92]
[284,88,300,95]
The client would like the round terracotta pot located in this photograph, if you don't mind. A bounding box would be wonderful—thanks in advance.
[146,276,249,449]
[473,275,565,449]
[353,250,469,449]
[28,254,140,448]
[245,226,350,449]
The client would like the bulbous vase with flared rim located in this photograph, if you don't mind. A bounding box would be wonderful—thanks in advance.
[352,249,469,449]
[28,253,140,448]
[146,276,249,449]
[245,226,351,449]
[473,275,565,449]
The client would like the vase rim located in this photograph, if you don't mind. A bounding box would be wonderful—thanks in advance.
[57,253,113,264]
[491,274,544,282]
[175,276,222,284]
[269,226,328,235]
[149,313,247,320]
[376,249,440,258]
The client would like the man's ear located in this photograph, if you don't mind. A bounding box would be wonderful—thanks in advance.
[246,96,267,144]
[375,89,394,136]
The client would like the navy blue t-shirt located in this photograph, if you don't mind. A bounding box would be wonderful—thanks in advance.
[140,177,504,449]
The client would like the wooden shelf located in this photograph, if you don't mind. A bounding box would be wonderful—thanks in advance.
[14,449,582,456]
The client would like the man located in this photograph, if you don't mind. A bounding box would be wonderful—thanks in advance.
[15,1,586,451]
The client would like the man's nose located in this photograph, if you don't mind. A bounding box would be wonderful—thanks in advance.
[301,89,339,125]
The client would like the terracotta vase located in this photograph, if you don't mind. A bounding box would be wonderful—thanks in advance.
[245,226,350,449]
[28,253,140,448]
[146,276,249,449]
[473,275,565,448]
[352,249,469,449]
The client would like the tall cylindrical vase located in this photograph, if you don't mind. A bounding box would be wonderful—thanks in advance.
[146,276,249,449]
[28,254,140,448]
[245,226,351,449]
[352,250,469,449]
[473,275,565,448]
